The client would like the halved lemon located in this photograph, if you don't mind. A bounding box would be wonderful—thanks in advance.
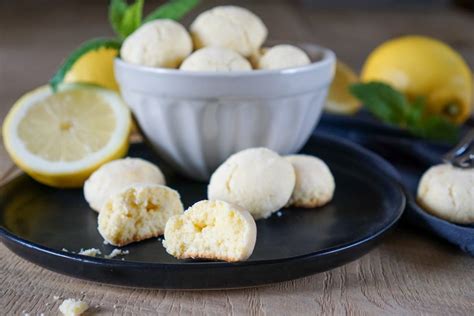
[325,61,361,115]
[2,84,131,188]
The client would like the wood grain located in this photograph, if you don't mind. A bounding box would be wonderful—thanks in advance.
[1,228,473,316]
[1,1,474,315]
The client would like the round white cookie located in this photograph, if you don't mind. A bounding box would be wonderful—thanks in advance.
[190,6,267,57]
[121,19,192,68]
[163,200,257,262]
[258,44,311,70]
[208,147,295,219]
[98,184,184,246]
[84,157,165,212]
[417,164,474,224]
[180,47,252,72]
[285,155,335,208]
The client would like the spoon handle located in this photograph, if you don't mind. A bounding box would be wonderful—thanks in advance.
[442,129,474,168]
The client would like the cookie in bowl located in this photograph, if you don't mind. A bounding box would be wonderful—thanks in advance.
[180,47,252,72]
[163,200,257,262]
[190,5,267,57]
[121,19,192,68]
[257,44,311,70]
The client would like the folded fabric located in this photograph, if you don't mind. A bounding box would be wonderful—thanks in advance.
[316,112,474,256]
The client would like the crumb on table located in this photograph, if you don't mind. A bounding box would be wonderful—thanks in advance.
[59,298,89,316]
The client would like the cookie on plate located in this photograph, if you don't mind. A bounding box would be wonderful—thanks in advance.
[208,147,295,219]
[417,164,474,224]
[163,200,257,262]
[84,157,165,212]
[98,184,183,246]
[285,155,335,208]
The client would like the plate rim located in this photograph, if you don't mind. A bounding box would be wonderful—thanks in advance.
[0,133,406,270]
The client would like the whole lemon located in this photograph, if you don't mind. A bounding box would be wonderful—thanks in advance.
[65,47,119,91]
[361,35,472,124]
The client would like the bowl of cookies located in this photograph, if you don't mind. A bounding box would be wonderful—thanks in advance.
[115,5,336,180]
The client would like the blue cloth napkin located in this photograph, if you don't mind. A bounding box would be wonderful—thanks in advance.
[315,112,474,256]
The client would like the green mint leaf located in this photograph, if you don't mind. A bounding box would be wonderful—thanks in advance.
[120,0,144,37]
[143,0,199,23]
[109,0,144,39]
[350,82,410,125]
[49,38,121,92]
[109,0,128,37]
[350,81,460,143]
[406,96,425,126]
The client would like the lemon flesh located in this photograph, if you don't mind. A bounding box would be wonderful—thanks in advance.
[2,84,131,188]
[65,48,119,91]
[361,35,472,124]
[325,61,361,115]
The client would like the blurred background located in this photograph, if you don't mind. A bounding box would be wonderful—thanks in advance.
[1,0,473,123]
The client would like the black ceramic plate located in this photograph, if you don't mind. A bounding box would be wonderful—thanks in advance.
[0,134,405,289]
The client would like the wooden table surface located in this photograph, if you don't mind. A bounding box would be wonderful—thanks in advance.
[1,1,473,315]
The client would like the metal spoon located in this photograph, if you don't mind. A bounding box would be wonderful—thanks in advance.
[442,129,474,168]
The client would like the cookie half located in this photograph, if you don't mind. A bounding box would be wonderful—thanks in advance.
[163,200,257,262]
[98,184,183,246]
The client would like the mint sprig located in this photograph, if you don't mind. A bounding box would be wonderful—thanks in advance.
[350,81,460,143]
[50,0,199,91]
[109,0,144,40]
[49,38,121,92]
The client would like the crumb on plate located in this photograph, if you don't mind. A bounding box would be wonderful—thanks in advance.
[78,248,102,257]
[105,248,130,259]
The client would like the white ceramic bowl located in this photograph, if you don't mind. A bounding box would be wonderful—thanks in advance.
[115,43,335,180]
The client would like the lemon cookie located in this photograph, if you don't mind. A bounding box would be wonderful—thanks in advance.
[285,155,335,208]
[190,6,267,57]
[180,47,252,72]
[163,200,256,262]
[121,19,192,68]
[84,157,165,212]
[417,164,474,224]
[98,184,183,246]
[258,45,310,70]
[208,147,295,219]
